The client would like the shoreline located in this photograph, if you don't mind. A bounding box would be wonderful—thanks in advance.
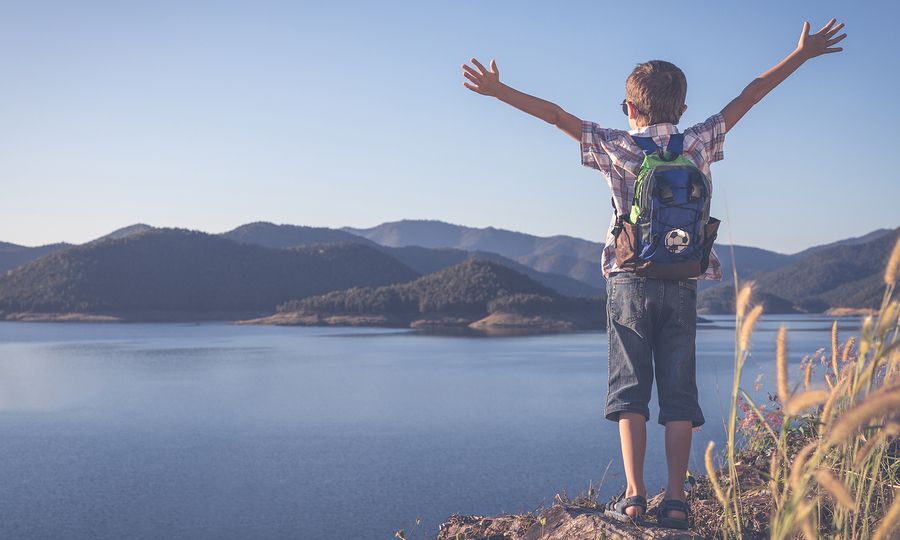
[0,310,849,329]
[239,310,600,334]
[1,310,266,323]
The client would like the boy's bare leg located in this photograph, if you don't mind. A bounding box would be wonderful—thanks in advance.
[618,412,647,518]
[663,420,692,520]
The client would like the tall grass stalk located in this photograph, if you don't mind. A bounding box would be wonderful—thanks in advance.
[719,284,758,538]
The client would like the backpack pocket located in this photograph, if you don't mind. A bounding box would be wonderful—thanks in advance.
[612,220,646,273]
[699,217,721,274]
[614,216,722,280]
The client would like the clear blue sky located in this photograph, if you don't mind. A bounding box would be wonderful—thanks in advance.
[2,1,897,252]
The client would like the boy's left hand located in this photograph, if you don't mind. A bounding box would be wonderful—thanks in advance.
[796,18,846,60]
[462,58,503,97]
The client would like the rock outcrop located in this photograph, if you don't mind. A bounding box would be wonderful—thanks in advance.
[437,500,705,540]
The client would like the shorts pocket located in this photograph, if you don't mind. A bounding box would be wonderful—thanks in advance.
[609,276,645,326]
[677,279,698,326]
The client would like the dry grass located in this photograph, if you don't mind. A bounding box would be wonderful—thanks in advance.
[775,325,789,404]
[704,235,900,539]
[783,390,828,416]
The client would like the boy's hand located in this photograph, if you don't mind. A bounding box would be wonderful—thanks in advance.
[796,18,846,60]
[462,58,502,97]
[721,17,847,132]
[461,56,582,141]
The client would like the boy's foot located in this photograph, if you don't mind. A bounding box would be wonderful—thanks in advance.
[624,485,647,518]
[656,495,690,530]
[604,490,647,523]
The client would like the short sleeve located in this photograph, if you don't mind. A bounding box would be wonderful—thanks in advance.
[685,113,726,163]
[581,121,627,175]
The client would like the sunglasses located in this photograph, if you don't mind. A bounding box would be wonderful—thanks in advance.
[621,99,635,116]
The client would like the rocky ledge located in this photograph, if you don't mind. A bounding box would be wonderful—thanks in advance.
[437,497,704,540]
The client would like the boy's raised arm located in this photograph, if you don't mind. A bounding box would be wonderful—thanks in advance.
[462,58,582,141]
[720,18,846,132]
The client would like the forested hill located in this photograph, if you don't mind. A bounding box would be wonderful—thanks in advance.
[280,258,556,315]
[220,221,377,249]
[381,246,603,298]
[0,228,418,318]
[272,258,605,330]
[698,228,899,314]
[0,241,73,274]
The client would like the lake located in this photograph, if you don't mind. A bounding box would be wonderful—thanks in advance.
[0,317,859,539]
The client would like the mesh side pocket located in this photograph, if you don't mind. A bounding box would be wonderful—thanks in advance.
[700,217,721,273]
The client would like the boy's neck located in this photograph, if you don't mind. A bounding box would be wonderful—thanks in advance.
[629,122,679,136]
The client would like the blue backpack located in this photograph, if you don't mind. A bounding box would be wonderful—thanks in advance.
[611,133,720,279]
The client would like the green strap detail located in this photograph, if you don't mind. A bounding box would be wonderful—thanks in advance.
[629,154,701,224]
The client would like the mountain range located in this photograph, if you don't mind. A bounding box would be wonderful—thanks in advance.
[698,229,899,314]
[223,221,602,297]
[0,229,417,320]
[1,220,895,322]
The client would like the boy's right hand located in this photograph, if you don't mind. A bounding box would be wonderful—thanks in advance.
[721,17,847,133]
[462,58,503,97]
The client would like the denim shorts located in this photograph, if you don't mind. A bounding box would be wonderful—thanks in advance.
[605,272,705,427]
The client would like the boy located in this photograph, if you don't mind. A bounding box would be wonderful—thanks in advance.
[462,18,845,528]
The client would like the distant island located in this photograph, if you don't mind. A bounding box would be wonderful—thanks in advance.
[0,220,895,329]
[243,258,605,332]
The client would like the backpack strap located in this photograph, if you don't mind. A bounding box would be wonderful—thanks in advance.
[632,133,685,157]
[665,133,684,156]
[631,135,659,155]
[611,196,625,236]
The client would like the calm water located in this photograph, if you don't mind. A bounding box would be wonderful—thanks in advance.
[0,317,859,539]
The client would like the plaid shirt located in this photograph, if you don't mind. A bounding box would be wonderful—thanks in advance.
[581,113,726,281]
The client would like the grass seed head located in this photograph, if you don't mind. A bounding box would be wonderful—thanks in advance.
[784,390,829,416]
[875,300,899,336]
[853,427,891,468]
[820,376,846,426]
[815,469,858,511]
[801,518,817,540]
[841,337,855,363]
[789,442,816,492]
[739,305,764,351]
[776,325,790,403]
[704,441,728,507]
[831,321,839,377]
[858,316,873,359]
[872,489,900,540]
[736,283,753,319]
[885,235,900,285]
[825,383,900,446]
